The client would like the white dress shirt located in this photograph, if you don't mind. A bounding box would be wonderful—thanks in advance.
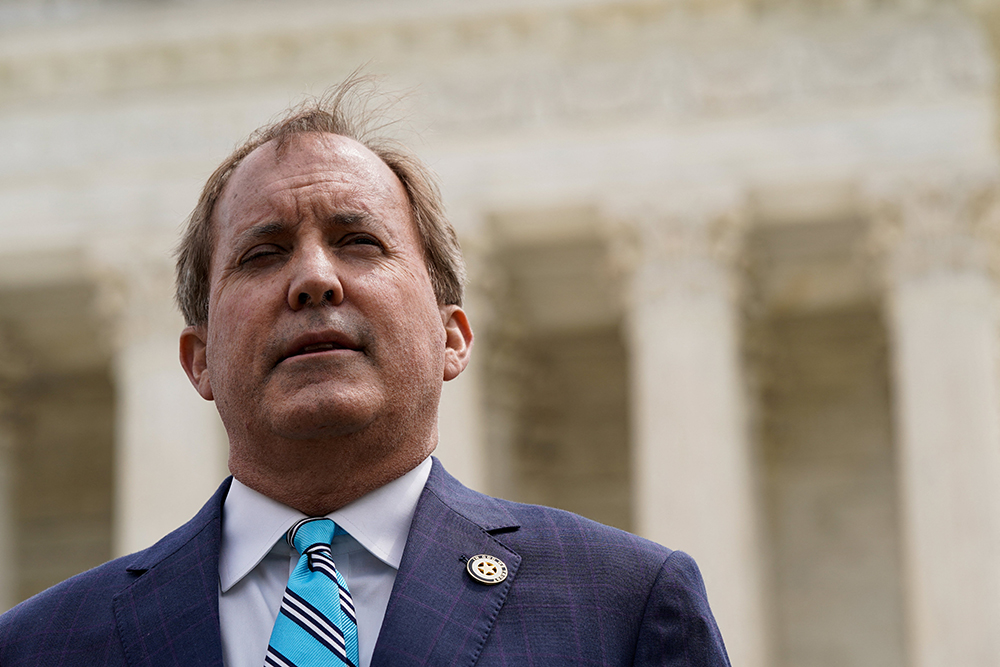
[218,457,432,667]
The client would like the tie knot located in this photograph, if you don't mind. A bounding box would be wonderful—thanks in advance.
[286,517,339,554]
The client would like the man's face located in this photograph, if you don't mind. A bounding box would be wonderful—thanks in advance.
[181,133,469,462]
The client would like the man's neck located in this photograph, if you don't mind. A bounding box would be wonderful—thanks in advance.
[227,431,436,516]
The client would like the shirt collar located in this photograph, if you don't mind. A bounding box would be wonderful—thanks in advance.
[219,456,432,593]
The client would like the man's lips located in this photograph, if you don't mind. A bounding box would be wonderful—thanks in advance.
[279,331,362,363]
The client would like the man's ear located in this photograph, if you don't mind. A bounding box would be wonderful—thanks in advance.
[179,325,214,401]
[440,305,473,381]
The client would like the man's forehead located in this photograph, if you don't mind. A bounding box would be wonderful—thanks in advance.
[215,132,407,231]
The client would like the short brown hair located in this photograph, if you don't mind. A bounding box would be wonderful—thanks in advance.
[175,76,466,326]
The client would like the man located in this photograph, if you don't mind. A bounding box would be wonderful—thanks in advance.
[0,79,731,666]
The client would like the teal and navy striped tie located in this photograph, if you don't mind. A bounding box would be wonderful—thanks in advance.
[264,518,359,667]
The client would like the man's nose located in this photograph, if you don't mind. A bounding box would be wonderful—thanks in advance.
[287,246,344,310]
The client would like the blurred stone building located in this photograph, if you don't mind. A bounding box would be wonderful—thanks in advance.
[3,0,1000,665]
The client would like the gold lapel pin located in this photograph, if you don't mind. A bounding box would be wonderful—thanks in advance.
[466,554,508,585]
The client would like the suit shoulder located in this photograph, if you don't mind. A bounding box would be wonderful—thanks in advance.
[634,550,732,665]
[0,555,136,664]
[2,553,135,621]
[491,500,730,665]
[0,478,230,665]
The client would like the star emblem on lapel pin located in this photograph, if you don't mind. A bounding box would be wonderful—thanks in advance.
[466,554,508,585]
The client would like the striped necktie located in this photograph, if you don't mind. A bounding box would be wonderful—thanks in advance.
[264,518,359,667]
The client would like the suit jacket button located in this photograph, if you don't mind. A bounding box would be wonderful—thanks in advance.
[466,554,508,585]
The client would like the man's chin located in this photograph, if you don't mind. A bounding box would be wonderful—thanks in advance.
[265,395,381,441]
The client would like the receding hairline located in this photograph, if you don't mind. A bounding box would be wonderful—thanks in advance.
[220,130,406,198]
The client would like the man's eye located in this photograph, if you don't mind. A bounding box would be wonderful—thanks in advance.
[344,235,381,248]
[240,246,282,264]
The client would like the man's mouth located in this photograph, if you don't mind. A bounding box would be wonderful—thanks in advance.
[297,342,348,355]
[280,332,361,363]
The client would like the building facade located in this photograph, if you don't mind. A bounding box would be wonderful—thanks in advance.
[2,1,1000,665]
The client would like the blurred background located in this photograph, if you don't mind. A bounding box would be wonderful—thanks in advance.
[3,0,1000,665]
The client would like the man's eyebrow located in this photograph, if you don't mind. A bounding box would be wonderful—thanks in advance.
[327,211,377,229]
[233,212,379,248]
[236,221,287,246]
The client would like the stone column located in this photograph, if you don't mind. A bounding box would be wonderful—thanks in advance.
[612,193,767,667]
[0,326,29,612]
[870,177,1000,667]
[0,395,16,612]
[90,239,227,556]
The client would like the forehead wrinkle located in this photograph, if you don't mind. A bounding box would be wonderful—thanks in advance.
[278,174,392,225]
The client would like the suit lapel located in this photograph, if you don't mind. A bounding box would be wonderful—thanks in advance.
[112,479,231,667]
[371,460,521,667]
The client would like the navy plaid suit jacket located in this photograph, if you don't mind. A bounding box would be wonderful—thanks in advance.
[0,458,730,666]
